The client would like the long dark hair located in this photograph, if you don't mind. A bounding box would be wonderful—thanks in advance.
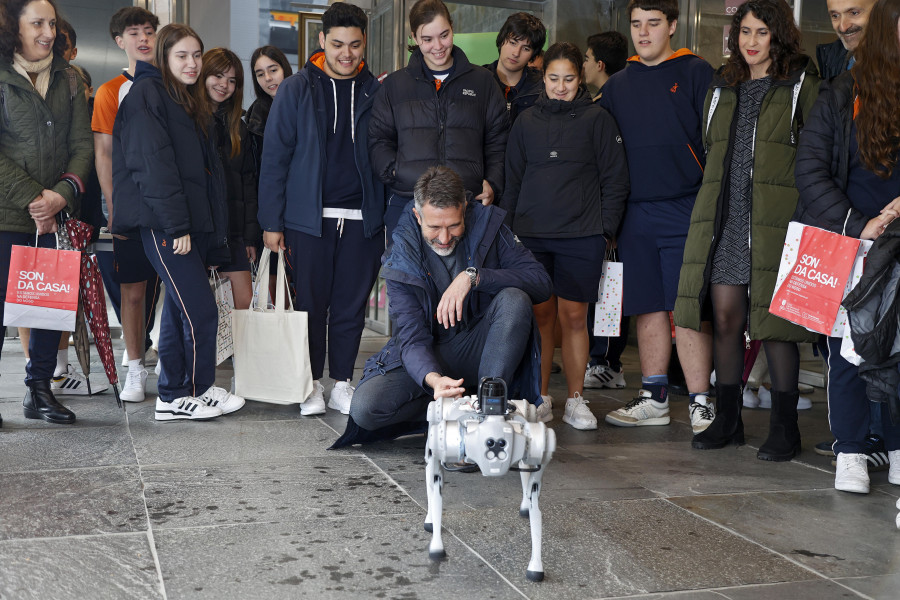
[155,24,210,135]
[250,45,292,103]
[853,0,900,178]
[0,0,68,62]
[407,0,452,53]
[721,0,801,85]
[201,47,244,157]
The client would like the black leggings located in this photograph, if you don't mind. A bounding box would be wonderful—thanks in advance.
[711,284,799,392]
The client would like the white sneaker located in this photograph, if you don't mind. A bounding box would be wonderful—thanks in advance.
[889,450,900,485]
[51,364,108,395]
[583,364,626,389]
[563,392,598,430]
[797,396,812,410]
[300,380,326,416]
[198,386,245,415]
[742,387,760,408]
[122,346,159,367]
[605,389,670,427]
[328,381,354,415]
[835,453,870,494]
[120,367,148,403]
[155,396,222,421]
[689,395,715,433]
[535,395,553,422]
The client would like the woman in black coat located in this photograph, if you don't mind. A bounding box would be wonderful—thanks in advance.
[201,47,258,310]
[501,42,629,432]
[113,24,244,421]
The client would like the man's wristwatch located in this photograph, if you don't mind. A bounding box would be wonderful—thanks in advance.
[465,266,478,288]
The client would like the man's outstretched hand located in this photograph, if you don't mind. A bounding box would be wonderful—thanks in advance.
[425,372,465,400]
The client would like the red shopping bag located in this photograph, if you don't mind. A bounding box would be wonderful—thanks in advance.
[4,245,80,331]
[769,222,861,335]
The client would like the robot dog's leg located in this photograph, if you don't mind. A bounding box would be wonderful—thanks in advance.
[425,445,435,533]
[519,463,531,517]
[525,469,545,581]
[428,463,446,560]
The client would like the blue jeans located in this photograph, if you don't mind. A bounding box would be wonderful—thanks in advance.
[350,288,535,431]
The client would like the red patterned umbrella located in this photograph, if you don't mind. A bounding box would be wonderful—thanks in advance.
[63,218,121,407]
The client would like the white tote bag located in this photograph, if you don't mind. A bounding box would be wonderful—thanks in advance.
[232,249,313,404]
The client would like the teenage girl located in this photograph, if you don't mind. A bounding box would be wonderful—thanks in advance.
[112,24,244,420]
[202,47,257,309]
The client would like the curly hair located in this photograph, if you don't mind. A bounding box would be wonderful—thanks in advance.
[853,0,900,178]
[721,0,801,85]
[201,48,244,158]
[155,24,210,136]
[0,0,68,62]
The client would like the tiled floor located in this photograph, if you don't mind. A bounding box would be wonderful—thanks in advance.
[1,332,899,599]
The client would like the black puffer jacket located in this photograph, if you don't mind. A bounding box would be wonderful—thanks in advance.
[368,46,509,199]
[842,221,900,423]
[112,61,229,265]
[500,89,629,238]
[483,60,543,124]
[214,108,260,245]
[794,72,859,235]
[244,95,270,175]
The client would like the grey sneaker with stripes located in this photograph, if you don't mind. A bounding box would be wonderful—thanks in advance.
[155,396,223,421]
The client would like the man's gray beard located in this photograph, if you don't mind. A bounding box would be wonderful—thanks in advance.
[426,237,460,256]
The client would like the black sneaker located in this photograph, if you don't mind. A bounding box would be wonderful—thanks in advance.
[830,434,890,471]
[815,439,835,457]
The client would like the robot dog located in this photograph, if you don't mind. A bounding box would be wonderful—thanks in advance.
[424,377,556,581]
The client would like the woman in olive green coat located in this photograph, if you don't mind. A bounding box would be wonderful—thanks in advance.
[0,0,93,426]
[673,0,819,460]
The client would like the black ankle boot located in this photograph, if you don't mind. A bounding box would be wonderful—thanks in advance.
[757,390,800,461]
[24,380,75,424]
[692,383,745,449]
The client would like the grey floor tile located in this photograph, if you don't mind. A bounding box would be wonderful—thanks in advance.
[719,578,867,599]
[0,466,147,540]
[141,456,422,529]
[0,394,125,428]
[0,425,138,473]
[835,573,900,599]
[153,518,525,600]
[669,489,900,578]
[127,412,339,464]
[0,533,161,600]
[441,498,811,599]
[562,441,834,497]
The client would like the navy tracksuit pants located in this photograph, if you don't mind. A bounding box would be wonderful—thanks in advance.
[140,228,217,401]
[827,336,900,454]
[0,231,64,384]
[284,219,384,382]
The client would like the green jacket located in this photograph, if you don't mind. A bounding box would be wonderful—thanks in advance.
[674,57,820,342]
[0,55,93,233]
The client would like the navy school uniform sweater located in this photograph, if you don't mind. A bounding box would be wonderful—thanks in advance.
[599,49,714,203]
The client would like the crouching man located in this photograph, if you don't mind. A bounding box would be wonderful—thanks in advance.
[332,166,552,447]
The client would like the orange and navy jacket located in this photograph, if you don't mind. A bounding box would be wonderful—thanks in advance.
[599,48,713,203]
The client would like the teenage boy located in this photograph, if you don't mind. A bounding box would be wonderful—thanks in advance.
[91,6,161,403]
[583,31,627,97]
[599,0,714,431]
[259,2,385,416]
[582,30,630,392]
[483,12,546,123]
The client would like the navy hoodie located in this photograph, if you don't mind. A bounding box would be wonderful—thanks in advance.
[599,49,713,203]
